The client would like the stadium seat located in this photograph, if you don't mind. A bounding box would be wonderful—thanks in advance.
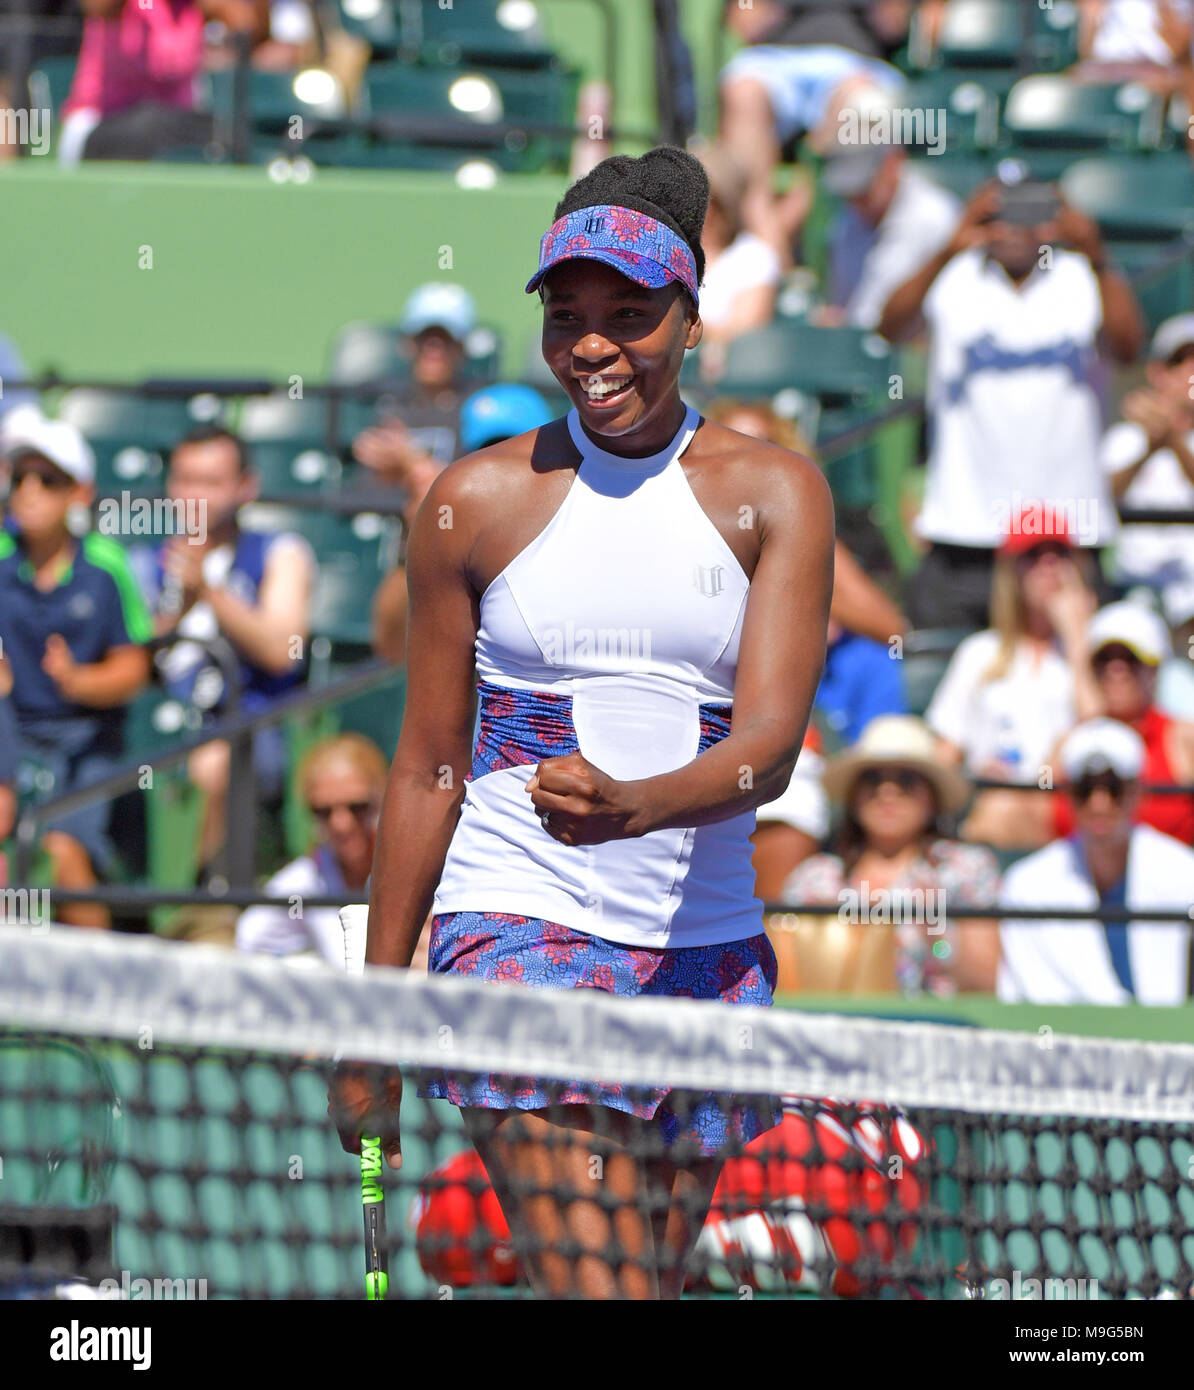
[905,151,996,200]
[27,56,77,119]
[1061,155,1194,241]
[237,393,342,495]
[239,503,399,650]
[361,62,578,172]
[327,320,501,389]
[1001,76,1165,161]
[202,67,349,149]
[58,389,222,498]
[716,322,894,403]
[335,0,402,57]
[920,0,1078,73]
[900,629,977,717]
[899,72,1001,152]
[412,0,557,69]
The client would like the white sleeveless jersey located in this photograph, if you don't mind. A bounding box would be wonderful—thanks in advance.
[433,405,761,947]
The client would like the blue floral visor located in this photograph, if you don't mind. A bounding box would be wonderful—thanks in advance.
[525,204,699,305]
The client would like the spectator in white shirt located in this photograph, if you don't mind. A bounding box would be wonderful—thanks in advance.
[1102,313,1194,607]
[880,176,1144,630]
[926,509,1102,849]
[693,142,785,379]
[237,733,400,966]
[998,718,1194,1004]
[819,101,959,331]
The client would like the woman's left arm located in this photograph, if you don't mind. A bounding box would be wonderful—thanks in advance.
[528,447,834,843]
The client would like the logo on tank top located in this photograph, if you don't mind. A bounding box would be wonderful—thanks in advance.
[692,564,726,599]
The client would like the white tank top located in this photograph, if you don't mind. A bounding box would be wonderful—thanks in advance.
[433,405,761,947]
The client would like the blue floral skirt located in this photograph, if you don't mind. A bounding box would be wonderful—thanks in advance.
[421,910,782,1155]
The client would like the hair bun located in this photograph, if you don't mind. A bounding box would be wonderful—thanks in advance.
[553,145,709,284]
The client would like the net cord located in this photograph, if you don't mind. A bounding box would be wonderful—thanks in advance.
[1,926,1192,1123]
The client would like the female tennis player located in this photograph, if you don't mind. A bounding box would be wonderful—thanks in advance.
[332,146,834,1299]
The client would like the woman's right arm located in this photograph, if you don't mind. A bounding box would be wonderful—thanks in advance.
[364,466,482,969]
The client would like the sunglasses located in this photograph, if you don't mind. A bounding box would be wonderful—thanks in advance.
[11,463,74,491]
[1071,773,1128,804]
[308,800,377,823]
[855,767,928,796]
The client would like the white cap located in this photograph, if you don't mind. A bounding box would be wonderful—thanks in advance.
[1,404,94,486]
[1060,718,1145,781]
[1149,312,1194,363]
[1087,601,1170,667]
[399,282,477,341]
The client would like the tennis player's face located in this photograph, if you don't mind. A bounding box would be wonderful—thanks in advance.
[540,260,700,443]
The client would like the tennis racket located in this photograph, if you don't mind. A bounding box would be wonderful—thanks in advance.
[340,903,388,1301]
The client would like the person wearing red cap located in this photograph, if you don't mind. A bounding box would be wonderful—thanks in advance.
[331,147,835,1301]
[925,506,1102,849]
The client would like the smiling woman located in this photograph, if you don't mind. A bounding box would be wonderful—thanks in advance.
[329,145,835,1300]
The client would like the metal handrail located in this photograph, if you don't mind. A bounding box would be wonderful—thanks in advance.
[11,657,402,884]
[0,888,1189,924]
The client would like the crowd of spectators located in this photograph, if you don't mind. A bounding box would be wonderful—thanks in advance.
[2,0,1194,1008]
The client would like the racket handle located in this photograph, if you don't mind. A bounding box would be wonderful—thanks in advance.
[361,1135,388,1300]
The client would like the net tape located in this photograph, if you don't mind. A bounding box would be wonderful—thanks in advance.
[1,927,1192,1123]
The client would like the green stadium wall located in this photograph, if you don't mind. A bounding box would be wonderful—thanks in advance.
[0,0,737,389]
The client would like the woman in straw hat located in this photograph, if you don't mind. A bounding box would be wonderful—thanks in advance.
[779,715,1001,996]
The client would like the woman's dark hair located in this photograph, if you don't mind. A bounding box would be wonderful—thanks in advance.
[832,774,946,875]
[553,145,710,288]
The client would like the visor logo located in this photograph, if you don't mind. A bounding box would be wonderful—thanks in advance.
[583,215,606,234]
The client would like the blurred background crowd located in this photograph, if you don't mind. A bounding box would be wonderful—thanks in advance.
[1,0,1194,1007]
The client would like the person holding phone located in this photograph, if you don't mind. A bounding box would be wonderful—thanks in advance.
[879,174,1144,631]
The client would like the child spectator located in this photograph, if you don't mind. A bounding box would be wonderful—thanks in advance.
[0,406,152,926]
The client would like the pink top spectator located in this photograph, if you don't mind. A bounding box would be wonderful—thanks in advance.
[64,0,204,118]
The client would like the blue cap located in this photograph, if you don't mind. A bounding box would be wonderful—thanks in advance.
[399,282,477,341]
[459,383,553,452]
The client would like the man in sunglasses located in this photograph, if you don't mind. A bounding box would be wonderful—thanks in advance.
[997,718,1194,1004]
[0,407,152,926]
